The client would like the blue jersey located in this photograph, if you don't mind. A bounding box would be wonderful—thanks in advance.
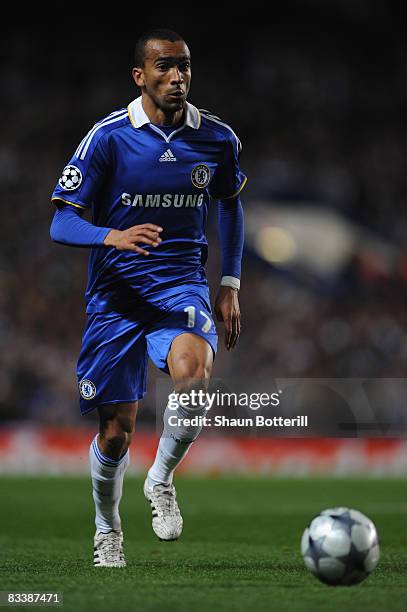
[51,96,247,313]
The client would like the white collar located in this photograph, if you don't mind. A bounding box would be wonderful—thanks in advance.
[127,95,201,130]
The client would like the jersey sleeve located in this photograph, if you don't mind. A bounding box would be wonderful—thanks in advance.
[208,131,247,200]
[51,131,110,210]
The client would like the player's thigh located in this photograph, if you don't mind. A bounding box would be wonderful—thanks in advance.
[167,332,213,386]
[146,288,217,389]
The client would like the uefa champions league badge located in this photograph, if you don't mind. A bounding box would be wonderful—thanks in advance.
[79,379,97,400]
[58,165,83,191]
[191,164,210,189]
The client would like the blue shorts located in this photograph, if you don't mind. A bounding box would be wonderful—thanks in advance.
[76,286,218,415]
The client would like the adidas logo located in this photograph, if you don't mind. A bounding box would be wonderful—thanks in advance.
[159,148,177,162]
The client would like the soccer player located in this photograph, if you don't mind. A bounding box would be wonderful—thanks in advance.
[50,28,246,567]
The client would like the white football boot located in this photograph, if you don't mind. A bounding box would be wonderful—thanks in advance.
[93,530,126,567]
[143,479,183,541]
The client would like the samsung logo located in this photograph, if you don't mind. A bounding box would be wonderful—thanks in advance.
[121,193,204,208]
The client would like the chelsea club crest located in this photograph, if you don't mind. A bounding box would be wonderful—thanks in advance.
[191,164,210,189]
[79,379,97,400]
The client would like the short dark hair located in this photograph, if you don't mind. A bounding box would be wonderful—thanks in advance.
[134,28,185,67]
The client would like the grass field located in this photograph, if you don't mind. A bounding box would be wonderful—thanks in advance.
[0,476,406,611]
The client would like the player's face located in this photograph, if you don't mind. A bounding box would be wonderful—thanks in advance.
[133,40,191,113]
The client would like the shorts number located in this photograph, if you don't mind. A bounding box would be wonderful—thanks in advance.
[184,306,196,328]
[183,306,212,333]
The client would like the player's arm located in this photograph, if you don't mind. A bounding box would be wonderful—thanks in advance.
[50,204,162,255]
[50,129,162,254]
[214,194,244,350]
[209,126,246,351]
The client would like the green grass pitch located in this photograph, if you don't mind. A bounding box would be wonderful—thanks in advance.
[1,476,407,611]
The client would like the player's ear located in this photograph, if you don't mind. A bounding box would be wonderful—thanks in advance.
[132,67,145,87]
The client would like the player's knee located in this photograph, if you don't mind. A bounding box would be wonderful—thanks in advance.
[98,402,137,455]
[99,431,127,459]
[174,352,212,392]
[100,416,135,456]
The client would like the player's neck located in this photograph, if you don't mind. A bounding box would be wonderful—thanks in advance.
[141,95,185,127]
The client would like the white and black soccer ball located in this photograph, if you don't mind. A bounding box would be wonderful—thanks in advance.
[58,165,82,191]
[301,507,380,586]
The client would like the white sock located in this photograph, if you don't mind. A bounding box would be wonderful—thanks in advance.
[147,398,206,488]
[147,435,190,487]
[89,434,129,533]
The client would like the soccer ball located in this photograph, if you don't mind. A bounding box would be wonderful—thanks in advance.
[301,507,380,586]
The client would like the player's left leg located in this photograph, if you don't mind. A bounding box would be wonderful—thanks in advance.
[148,332,212,486]
[144,332,213,540]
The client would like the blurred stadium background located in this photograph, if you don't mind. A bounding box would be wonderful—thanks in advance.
[2,3,407,475]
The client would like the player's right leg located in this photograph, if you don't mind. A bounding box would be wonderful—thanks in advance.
[91,402,137,568]
[76,309,149,567]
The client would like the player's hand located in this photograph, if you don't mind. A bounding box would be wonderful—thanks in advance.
[214,286,241,350]
[103,224,163,255]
